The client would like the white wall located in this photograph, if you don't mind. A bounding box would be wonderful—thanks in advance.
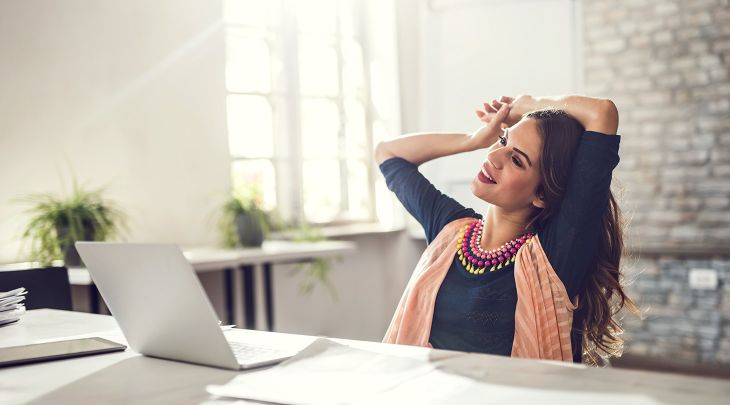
[0,0,230,262]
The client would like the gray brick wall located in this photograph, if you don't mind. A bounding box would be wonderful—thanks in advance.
[623,256,730,363]
[582,0,730,363]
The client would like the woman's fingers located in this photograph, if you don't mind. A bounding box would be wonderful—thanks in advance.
[475,109,491,124]
[479,99,512,125]
[492,103,511,125]
[499,96,514,103]
[483,102,497,113]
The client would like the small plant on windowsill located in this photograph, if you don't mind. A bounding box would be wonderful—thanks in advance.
[18,182,126,267]
[218,186,278,248]
[217,186,338,300]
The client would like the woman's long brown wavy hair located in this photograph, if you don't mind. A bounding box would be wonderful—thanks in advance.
[523,108,640,365]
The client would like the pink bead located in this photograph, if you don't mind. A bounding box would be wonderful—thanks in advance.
[510,248,517,254]
[491,259,498,265]
[471,258,477,264]
[478,261,484,267]
[498,256,504,262]
[505,252,511,258]
[515,243,521,249]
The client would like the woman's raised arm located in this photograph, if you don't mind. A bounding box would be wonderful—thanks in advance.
[489,95,619,135]
[374,103,512,166]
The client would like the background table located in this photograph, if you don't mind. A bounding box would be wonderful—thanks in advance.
[2,310,730,405]
[70,240,356,330]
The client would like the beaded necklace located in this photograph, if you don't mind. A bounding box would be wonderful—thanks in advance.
[456,218,533,274]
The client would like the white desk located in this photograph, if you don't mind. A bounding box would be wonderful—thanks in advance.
[2,310,730,404]
[70,240,355,330]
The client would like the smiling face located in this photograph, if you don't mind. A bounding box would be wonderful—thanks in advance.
[470,117,545,212]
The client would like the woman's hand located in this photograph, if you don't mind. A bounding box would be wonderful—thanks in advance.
[468,102,511,150]
[477,95,538,127]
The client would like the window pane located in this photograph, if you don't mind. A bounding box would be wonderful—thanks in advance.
[301,98,340,158]
[303,159,340,223]
[224,0,279,27]
[339,0,357,38]
[342,39,364,97]
[296,0,336,35]
[299,38,339,97]
[346,160,370,220]
[231,159,277,211]
[227,95,274,157]
[226,33,271,93]
[344,98,366,158]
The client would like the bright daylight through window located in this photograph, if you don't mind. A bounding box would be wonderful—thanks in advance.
[224,0,394,226]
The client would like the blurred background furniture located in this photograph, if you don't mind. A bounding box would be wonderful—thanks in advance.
[0,263,72,311]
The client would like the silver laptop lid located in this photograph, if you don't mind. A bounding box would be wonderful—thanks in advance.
[76,242,239,370]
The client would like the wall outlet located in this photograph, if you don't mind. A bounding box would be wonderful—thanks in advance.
[688,268,719,290]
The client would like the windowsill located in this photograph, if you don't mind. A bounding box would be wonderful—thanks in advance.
[271,222,404,239]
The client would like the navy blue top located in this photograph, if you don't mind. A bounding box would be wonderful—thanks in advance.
[379,131,620,360]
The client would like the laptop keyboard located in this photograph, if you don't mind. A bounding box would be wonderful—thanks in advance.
[229,341,290,363]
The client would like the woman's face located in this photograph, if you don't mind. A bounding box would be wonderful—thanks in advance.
[470,118,544,211]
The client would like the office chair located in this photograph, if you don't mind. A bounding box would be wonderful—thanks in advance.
[0,263,72,310]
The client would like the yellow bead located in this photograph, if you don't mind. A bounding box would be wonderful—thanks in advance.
[497,263,503,270]
[490,265,496,272]
[461,258,466,266]
[478,268,485,274]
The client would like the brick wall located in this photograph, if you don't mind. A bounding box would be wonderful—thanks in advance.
[582,0,730,364]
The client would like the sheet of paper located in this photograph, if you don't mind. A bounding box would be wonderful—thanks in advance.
[206,338,437,405]
[0,287,26,300]
[206,338,663,405]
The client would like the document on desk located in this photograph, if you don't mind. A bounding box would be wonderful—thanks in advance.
[206,338,661,405]
[207,338,435,404]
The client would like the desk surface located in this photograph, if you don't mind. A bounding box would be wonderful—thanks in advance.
[1,310,729,405]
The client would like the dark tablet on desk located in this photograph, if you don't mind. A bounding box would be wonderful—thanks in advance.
[0,337,127,367]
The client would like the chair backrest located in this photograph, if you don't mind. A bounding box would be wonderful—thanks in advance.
[0,264,72,310]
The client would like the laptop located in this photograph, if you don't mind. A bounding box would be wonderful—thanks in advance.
[76,242,298,370]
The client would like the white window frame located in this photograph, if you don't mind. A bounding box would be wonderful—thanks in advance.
[224,0,383,226]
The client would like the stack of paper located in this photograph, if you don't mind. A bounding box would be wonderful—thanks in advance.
[0,287,27,327]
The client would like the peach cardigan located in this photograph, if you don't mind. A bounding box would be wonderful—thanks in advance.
[383,217,577,361]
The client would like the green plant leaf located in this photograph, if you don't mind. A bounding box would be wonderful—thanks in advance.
[17,183,127,265]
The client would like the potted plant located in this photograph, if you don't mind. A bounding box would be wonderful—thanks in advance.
[218,187,277,248]
[19,183,126,266]
[217,186,337,299]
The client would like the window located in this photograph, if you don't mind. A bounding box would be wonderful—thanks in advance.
[223,0,396,225]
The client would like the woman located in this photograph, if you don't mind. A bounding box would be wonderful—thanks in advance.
[375,94,638,364]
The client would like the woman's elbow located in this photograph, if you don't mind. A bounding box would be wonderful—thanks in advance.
[374,141,392,165]
[589,98,619,135]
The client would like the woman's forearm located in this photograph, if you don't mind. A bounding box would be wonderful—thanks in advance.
[374,132,482,166]
[531,95,619,135]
